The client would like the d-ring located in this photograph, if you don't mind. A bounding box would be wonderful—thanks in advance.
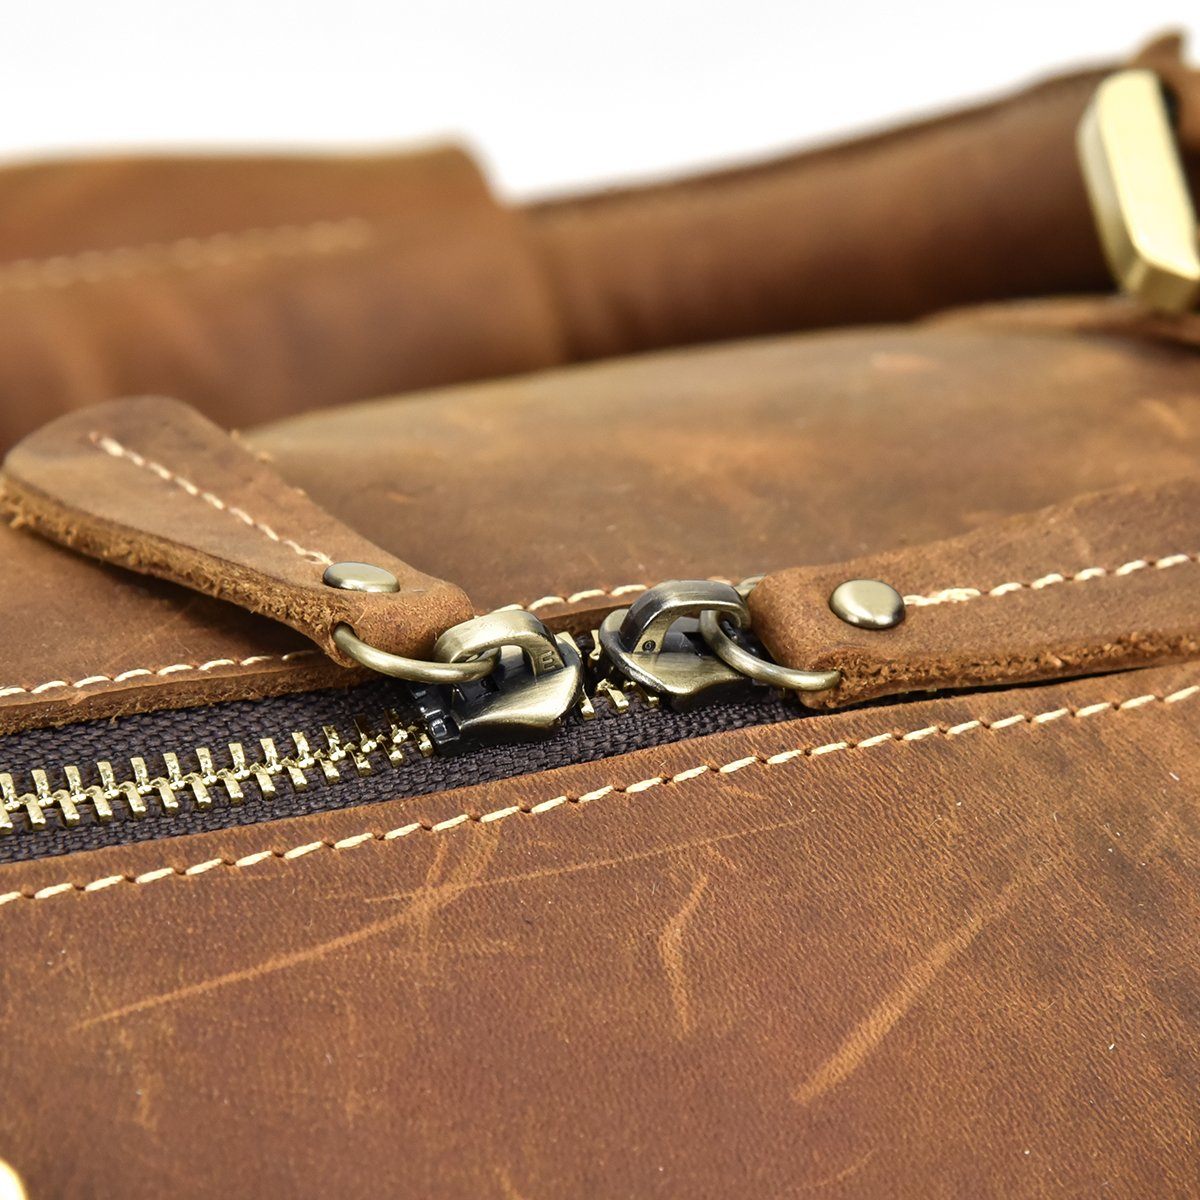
[332,623,498,685]
[697,610,841,694]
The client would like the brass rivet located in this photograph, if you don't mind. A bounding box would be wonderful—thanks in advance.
[829,579,905,630]
[322,561,400,594]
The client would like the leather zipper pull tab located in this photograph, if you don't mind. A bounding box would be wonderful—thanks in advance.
[747,478,1200,707]
[0,396,473,666]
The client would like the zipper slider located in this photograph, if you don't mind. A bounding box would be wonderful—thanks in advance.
[406,610,583,749]
[597,580,761,709]
[597,579,841,709]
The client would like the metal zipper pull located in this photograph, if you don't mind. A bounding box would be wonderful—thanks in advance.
[598,580,841,709]
[336,606,584,750]
[597,581,756,709]
[425,610,584,745]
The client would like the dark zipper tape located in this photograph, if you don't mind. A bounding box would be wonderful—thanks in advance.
[0,673,800,866]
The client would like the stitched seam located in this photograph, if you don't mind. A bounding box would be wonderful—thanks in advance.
[3,546,1196,699]
[502,553,1200,614]
[903,552,1200,607]
[0,576,740,697]
[0,219,374,293]
[89,433,333,566]
[3,680,1194,908]
[508,577,735,612]
[0,650,319,699]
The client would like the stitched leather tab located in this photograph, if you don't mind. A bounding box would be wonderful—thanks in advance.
[0,396,473,665]
[749,479,1200,707]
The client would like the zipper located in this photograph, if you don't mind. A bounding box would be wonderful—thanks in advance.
[0,653,637,839]
[1,709,434,835]
[5,547,1190,866]
[0,611,806,865]
[12,399,1193,801]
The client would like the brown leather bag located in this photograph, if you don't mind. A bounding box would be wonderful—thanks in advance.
[0,33,1198,1200]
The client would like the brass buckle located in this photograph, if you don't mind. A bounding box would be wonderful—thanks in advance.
[1077,69,1200,313]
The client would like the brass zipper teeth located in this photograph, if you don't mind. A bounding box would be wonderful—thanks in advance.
[0,667,654,836]
[0,710,433,835]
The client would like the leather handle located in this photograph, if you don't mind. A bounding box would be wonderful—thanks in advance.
[0,396,473,665]
[749,478,1200,707]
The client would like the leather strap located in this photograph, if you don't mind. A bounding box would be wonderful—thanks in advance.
[749,478,1200,707]
[4,402,1199,716]
[0,396,473,665]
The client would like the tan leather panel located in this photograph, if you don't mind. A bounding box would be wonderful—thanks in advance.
[2,39,1198,455]
[523,34,1200,361]
[1,662,1197,1197]
[0,146,492,260]
[527,67,1114,359]
[267,319,1200,607]
[750,478,1200,704]
[2,319,1200,734]
[0,526,348,732]
[2,397,473,661]
[0,158,566,449]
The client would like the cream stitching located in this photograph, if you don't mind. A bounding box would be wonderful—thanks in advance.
[0,650,318,699]
[502,551,1200,615]
[508,581,693,613]
[3,546,1196,702]
[0,578,733,699]
[903,552,1199,608]
[89,433,333,566]
[0,219,373,294]
[2,680,1194,909]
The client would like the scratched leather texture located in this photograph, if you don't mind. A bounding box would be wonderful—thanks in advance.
[4,311,1200,733]
[750,477,1200,705]
[0,661,1197,1198]
[3,31,1200,1200]
[3,32,1200,732]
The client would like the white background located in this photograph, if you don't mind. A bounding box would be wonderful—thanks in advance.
[1,3,1195,199]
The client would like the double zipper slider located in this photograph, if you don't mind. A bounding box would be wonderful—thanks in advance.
[327,563,905,728]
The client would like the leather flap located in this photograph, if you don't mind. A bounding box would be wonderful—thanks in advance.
[1,322,1199,736]
[0,396,473,664]
[751,478,1200,705]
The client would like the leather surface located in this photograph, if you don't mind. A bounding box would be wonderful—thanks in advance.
[2,39,1200,1198]
[0,396,472,662]
[523,31,1200,365]
[0,147,566,448]
[2,38,1198,452]
[0,146,491,260]
[0,661,1197,1197]
[750,478,1200,704]
[525,64,1115,361]
[3,314,1200,734]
